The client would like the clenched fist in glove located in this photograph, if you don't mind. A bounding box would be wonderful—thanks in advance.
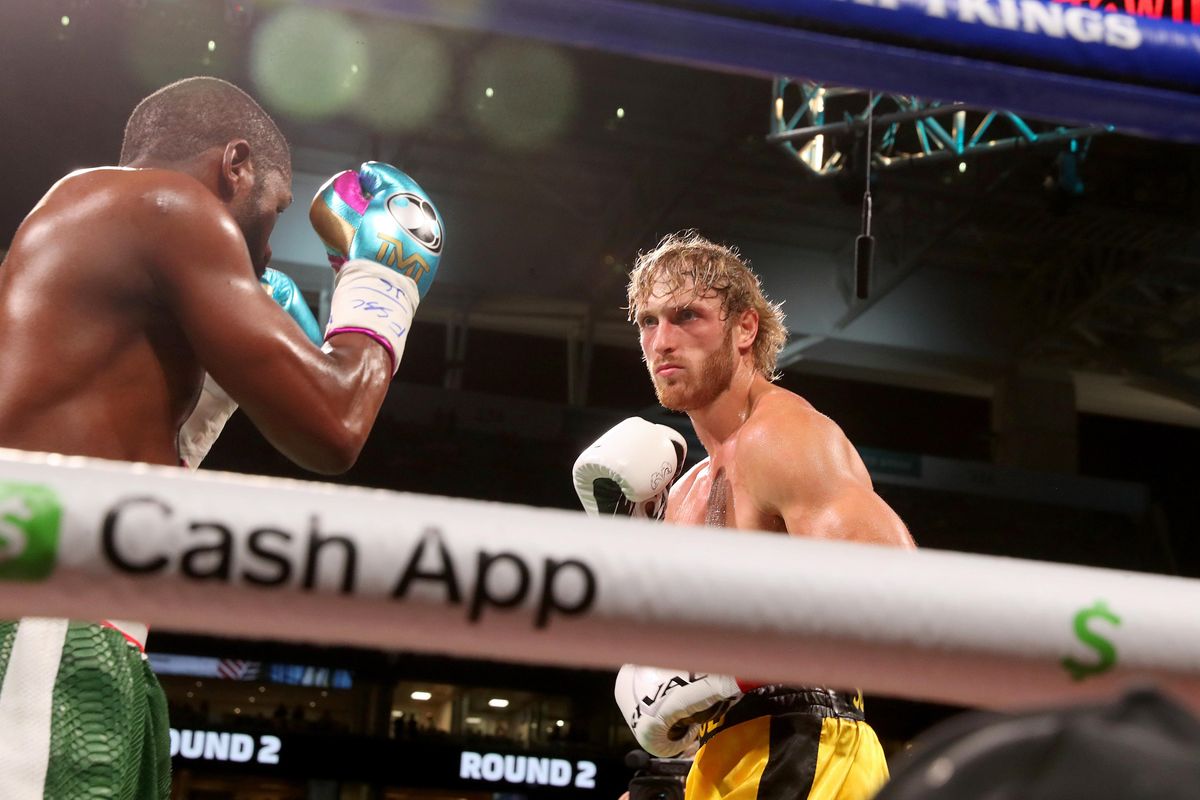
[310,161,444,374]
[573,417,686,520]
[614,665,750,758]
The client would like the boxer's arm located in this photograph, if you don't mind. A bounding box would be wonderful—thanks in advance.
[146,178,390,474]
[742,409,915,548]
[178,268,327,469]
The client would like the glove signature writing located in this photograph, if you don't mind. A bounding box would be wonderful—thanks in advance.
[373,276,414,304]
[347,276,416,319]
[351,299,392,319]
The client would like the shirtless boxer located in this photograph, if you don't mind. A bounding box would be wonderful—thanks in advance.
[0,76,443,798]
[574,231,913,800]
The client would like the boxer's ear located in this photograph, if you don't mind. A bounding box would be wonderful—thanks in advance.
[734,307,759,357]
[218,139,253,201]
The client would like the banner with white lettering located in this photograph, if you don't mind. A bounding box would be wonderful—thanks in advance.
[681,0,1200,92]
[163,730,621,795]
[170,729,282,765]
[459,751,598,790]
[323,0,1200,141]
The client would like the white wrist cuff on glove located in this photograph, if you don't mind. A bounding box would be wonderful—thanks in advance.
[324,259,420,375]
[178,374,238,470]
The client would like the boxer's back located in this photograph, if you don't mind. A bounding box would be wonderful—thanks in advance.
[0,168,202,464]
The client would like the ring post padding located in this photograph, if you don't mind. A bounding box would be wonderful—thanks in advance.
[2,449,1199,712]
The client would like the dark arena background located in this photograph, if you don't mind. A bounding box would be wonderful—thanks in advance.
[4,0,1200,798]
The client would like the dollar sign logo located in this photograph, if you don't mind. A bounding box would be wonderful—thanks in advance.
[1061,601,1121,682]
[0,495,31,562]
[0,483,62,581]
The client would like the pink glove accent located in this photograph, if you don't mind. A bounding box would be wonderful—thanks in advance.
[325,325,398,373]
[331,170,371,214]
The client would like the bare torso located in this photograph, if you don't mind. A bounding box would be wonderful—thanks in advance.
[669,455,786,532]
[664,384,911,551]
[0,169,205,464]
[666,387,812,534]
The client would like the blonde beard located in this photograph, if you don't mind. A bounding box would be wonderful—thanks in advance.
[652,326,736,412]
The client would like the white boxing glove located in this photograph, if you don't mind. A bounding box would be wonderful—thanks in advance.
[614,664,746,758]
[573,417,686,519]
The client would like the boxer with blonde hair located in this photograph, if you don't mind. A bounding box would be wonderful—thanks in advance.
[575,231,913,800]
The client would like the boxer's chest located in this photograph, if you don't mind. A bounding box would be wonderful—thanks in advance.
[671,460,783,533]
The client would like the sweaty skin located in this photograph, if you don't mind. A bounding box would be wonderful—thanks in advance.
[0,151,391,472]
[638,278,914,547]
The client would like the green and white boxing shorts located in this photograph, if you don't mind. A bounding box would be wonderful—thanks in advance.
[0,618,171,799]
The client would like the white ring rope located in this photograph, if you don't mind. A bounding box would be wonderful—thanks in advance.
[1,448,1198,713]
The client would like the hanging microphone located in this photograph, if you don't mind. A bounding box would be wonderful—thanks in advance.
[855,233,874,300]
[855,93,876,300]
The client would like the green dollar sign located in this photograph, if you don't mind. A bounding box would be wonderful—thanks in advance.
[0,483,62,581]
[1061,601,1121,682]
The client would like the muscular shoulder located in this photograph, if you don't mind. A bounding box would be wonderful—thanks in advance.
[118,169,247,270]
[59,168,239,242]
[48,167,206,210]
[128,169,234,228]
[737,389,847,462]
[735,388,869,505]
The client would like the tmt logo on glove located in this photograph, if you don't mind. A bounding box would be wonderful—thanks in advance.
[374,192,442,282]
[386,193,442,251]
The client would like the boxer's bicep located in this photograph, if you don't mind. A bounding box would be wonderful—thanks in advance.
[743,415,913,547]
[148,194,387,472]
[149,200,308,389]
[784,485,914,548]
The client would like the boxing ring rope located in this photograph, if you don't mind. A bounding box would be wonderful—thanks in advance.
[2,448,1199,713]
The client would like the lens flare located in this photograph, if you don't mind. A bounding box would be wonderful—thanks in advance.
[465,42,579,150]
[251,6,366,121]
[352,22,452,132]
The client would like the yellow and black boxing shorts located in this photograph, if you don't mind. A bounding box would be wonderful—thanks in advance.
[686,687,888,800]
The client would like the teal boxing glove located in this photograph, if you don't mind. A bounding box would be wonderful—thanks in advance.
[178,269,322,467]
[309,162,444,374]
[309,161,443,294]
[261,267,322,346]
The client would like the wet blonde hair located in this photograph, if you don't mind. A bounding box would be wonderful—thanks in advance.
[627,230,787,380]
